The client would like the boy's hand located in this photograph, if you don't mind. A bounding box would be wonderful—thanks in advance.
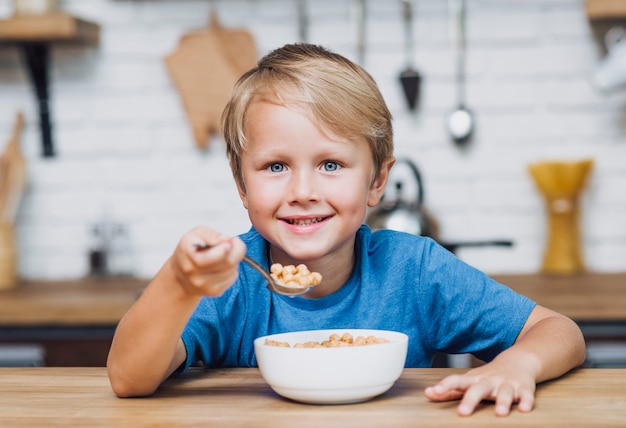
[169,226,246,297]
[424,359,536,417]
[425,307,585,417]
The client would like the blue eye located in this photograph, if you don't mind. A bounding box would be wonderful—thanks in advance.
[269,163,284,173]
[323,162,340,172]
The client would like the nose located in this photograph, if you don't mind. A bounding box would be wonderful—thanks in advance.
[287,169,319,204]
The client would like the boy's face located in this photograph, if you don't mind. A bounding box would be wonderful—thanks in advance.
[237,101,390,263]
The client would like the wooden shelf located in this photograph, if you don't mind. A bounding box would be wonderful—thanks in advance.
[0,13,99,43]
[586,0,626,20]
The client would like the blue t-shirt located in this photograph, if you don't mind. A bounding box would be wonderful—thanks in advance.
[181,225,535,370]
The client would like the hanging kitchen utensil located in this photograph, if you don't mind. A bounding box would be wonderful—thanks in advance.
[164,11,257,150]
[366,157,514,254]
[399,0,421,111]
[365,158,439,239]
[592,26,626,92]
[445,0,474,147]
[440,240,512,254]
[0,111,27,224]
[297,0,308,43]
[355,0,366,66]
[0,111,26,290]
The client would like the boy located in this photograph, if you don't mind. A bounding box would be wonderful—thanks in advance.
[107,43,585,417]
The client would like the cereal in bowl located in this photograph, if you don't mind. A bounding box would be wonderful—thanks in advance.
[265,332,389,348]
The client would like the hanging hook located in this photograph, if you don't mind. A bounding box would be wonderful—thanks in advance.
[208,0,219,27]
[297,0,308,43]
[355,0,366,66]
[402,0,415,69]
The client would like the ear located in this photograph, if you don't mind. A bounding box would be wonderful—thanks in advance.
[236,180,249,210]
[367,158,395,207]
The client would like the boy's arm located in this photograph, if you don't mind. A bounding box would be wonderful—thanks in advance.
[424,305,586,417]
[106,261,200,397]
[107,230,245,397]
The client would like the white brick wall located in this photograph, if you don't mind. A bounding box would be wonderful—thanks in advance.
[0,0,624,280]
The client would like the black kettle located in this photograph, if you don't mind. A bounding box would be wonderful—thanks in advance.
[365,158,439,239]
[366,158,514,254]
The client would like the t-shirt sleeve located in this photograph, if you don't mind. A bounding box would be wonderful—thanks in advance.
[417,239,537,362]
[177,280,253,372]
[178,298,226,373]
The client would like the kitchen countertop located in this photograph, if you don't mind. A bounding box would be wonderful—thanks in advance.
[0,367,624,427]
[0,277,146,326]
[0,273,624,326]
[492,272,626,322]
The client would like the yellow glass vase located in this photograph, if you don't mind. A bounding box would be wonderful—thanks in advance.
[528,159,593,275]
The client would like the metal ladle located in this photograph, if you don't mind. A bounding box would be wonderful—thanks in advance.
[446,0,474,146]
[194,243,316,297]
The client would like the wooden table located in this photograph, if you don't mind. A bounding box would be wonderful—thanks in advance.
[0,367,624,427]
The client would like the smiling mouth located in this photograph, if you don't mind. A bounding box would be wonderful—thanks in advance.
[284,217,328,226]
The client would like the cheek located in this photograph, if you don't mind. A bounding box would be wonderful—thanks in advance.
[328,179,371,212]
[244,181,278,212]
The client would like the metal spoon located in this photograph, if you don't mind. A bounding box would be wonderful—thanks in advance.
[193,243,316,297]
[446,0,474,146]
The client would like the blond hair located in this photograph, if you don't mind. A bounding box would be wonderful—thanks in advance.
[222,43,393,190]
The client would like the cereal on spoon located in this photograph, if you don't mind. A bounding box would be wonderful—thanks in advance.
[270,263,322,289]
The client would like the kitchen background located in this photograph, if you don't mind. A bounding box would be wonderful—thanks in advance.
[0,0,625,281]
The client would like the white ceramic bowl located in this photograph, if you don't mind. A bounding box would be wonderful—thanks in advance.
[254,329,408,404]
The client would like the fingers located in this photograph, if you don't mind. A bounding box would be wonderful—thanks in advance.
[424,385,463,402]
[492,384,534,416]
[424,374,468,401]
[517,388,535,413]
[456,378,495,416]
[183,226,230,253]
[181,226,244,266]
[172,226,246,296]
[425,373,487,400]
[425,373,536,417]
[493,384,515,416]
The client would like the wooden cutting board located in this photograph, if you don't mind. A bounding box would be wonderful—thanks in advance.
[0,111,26,290]
[164,12,257,150]
[0,111,26,224]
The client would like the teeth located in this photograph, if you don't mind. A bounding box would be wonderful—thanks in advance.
[288,217,324,226]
